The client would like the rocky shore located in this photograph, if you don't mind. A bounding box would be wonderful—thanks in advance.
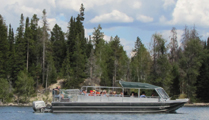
[184,103,209,107]
[0,103,33,107]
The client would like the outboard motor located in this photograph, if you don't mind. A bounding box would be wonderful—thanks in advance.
[33,101,46,113]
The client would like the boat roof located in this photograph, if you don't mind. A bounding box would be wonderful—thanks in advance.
[119,81,160,89]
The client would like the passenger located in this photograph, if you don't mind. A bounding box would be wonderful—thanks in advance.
[140,91,146,98]
[102,90,107,96]
[89,90,94,96]
[93,90,96,96]
[82,90,85,95]
[130,92,134,97]
[96,91,100,96]
[113,91,117,97]
[109,91,113,97]
[104,90,108,97]
[82,90,88,96]
[119,92,123,97]
[53,86,64,101]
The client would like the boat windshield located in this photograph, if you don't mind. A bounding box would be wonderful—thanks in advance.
[156,88,169,99]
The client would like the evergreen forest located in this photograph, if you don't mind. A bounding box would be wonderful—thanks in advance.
[0,4,209,103]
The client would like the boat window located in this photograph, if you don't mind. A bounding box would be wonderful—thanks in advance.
[156,89,169,99]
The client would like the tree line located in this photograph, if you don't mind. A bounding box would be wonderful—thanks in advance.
[0,4,209,103]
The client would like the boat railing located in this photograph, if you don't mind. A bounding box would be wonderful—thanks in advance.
[77,95,160,102]
[52,89,160,102]
[52,88,161,103]
[52,89,80,102]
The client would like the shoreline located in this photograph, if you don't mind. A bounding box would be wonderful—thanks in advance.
[184,103,209,107]
[0,103,32,107]
[1,103,209,107]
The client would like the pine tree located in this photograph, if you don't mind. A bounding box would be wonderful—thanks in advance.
[51,24,66,74]
[92,24,104,54]
[79,3,85,22]
[149,34,172,92]
[92,25,105,79]
[168,27,180,98]
[41,9,49,87]
[67,16,76,64]
[131,37,151,82]
[169,27,178,63]
[29,14,42,89]
[24,17,31,72]
[70,35,86,88]
[14,14,27,81]
[111,35,121,86]
[196,38,209,102]
[0,15,9,79]
[181,39,204,101]
[99,40,113,86]
[7,24,15,89]
[178,26,205,102]
[62,48,72,88]
[8,24,15,76]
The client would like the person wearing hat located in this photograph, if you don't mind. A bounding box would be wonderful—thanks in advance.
[89,90,93,96]
[96,91,100,96]
[113,91,117,97]
[82,90,88,96]
[102,90,106,96]
[93,90,96,96]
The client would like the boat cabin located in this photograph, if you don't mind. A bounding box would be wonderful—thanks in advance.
[52,81,170,103]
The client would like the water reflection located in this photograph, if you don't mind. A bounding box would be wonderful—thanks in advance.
[0,106,209,120]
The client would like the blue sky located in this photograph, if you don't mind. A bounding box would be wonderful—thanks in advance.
[1,0,209,56]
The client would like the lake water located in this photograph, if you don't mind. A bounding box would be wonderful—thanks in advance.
[0,106,209,120]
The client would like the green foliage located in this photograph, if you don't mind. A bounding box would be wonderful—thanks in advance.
[179,38,205,100]
[51,24,66,73]
[7,24,15,82]
[14,14,27,81]
[0,78,11,103]
[0,15,9,79]
[196,39,209,102]
[70,35,86,88]
[179,93,187,99]
[169,63,180,97]
[131,37,151,82]
[149,34,172,92]
[15,70,35,103]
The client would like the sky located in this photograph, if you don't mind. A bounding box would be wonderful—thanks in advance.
[1,0,209,56]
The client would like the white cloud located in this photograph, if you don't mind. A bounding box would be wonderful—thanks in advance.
[57,0,141,12]
[136,15,153,23]
[104,35,111,42]
[5,2,42,17]
[170,0,209,26]
[90,10,134,23]
[159,15,167,23]
[162,0,176,9]
[85,28,94,38]
[132,1,141,9]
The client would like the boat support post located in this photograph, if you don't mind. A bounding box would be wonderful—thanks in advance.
[138,89,140,98]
